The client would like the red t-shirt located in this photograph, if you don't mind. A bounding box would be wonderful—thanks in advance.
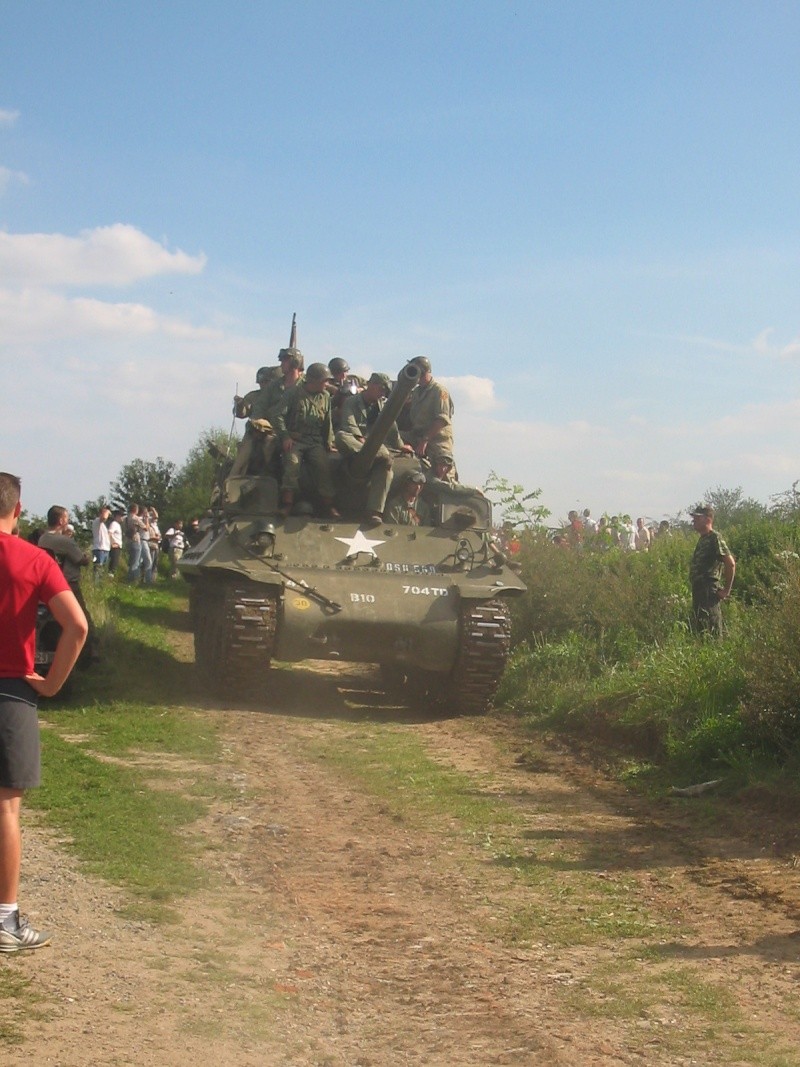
[0,531,70,677]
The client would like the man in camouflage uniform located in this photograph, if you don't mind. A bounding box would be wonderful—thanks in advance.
[336,373,413,524]
[274,363,339,517]
[403,357,455,467]
[689,505,736,637]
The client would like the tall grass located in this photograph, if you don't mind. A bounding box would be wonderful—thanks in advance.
[499,522,800,792]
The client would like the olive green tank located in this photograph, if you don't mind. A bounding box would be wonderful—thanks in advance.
[179,362,526,713]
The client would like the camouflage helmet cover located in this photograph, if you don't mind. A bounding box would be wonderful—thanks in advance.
[280,349,304,371]
[256,366,272,384]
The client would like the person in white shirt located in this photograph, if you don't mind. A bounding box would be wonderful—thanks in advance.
[91,506,111,579]
[165,520,186,579]
[107,510,123,577]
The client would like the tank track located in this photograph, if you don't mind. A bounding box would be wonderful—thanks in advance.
[191,579,279,699]
[449,600,512,715]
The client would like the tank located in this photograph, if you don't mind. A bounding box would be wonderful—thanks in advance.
[179,363,527,713]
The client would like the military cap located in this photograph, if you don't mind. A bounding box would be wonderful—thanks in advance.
[368,372,392,393]
[690,505,714,518]
[305,362,333,382]
[409,356,431,373]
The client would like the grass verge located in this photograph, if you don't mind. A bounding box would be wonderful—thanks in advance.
[31,581,221,920]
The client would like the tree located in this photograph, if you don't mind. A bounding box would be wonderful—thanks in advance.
[16,509,47,541]
[482,471,551,529]
[71,494,112,535]
[110,457,176,516]
[168,427,236,521]
[770,479,800,521]
[690,485,766,528]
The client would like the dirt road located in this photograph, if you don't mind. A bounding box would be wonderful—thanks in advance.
[4,663,800,1066]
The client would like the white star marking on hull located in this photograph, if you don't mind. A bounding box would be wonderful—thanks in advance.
[334,529,386,557]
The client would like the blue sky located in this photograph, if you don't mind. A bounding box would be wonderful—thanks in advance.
[2,1,799,524]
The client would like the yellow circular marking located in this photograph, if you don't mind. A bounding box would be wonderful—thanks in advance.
[293,597,311,611]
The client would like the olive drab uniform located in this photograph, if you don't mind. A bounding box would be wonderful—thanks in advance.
[274,382,336,499]
[230,385,272,477]
[690,530,731,636]
[405,378,455,465]
[231,375,305,477]
[384,496,431,526]
[335,392,405,516]
[329,374,367,431]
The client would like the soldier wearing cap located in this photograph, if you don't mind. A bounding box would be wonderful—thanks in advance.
[336,373,414,524]
[385,470,431,526]
[689,505,736,636]
[403,356,455,466]
[274,363,339,517]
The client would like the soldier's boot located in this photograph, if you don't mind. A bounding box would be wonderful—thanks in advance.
[278,490,294,517]
[320,497,341,520]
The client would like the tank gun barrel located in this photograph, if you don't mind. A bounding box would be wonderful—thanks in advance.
[289,312,297,349]
[348,362,420,479]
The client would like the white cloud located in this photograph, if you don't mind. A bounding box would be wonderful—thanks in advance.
[0,109,20,128]
[0,224,206,288]
[0,166,29,195]
[0,286,227,344]
[713,398,800,437]
[440,374,499,412]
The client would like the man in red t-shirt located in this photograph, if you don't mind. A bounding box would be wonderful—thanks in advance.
[0,472,88,953]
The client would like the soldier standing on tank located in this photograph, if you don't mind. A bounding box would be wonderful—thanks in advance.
[274,363,340,518]
[403,356,455,467]
[336,372,414,525]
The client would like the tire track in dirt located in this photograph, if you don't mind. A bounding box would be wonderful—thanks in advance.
[4,663,800,1065]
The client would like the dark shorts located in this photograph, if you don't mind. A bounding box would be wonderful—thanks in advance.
[0,679,41,790]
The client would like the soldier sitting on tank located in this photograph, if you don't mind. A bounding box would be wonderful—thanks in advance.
[423,454,472,492]
[230,349,305,477]
[327,357,366,432]
[274,362,340,518]
[385,471,431,526]
[335,372,414,526]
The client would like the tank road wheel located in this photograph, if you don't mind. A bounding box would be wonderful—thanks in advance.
[449,600,512,715]
[379,663,408,695]
[191,580,279,700]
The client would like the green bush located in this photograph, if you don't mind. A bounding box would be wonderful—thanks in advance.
[739,559,800,750]
[500,511,800,781]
